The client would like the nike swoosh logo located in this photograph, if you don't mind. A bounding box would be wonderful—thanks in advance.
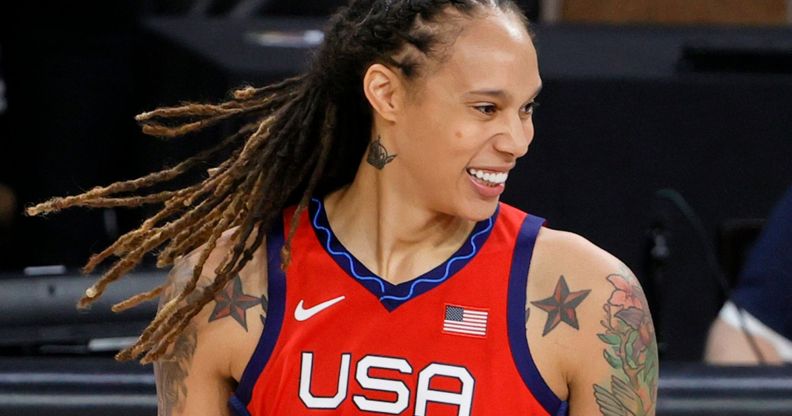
[294,295,346,321]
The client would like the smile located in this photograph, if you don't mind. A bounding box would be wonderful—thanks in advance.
[466,168,508,187]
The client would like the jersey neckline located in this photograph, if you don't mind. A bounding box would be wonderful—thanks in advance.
[308,197,498,311]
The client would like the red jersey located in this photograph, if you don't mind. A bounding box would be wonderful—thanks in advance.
[229,199,569,416]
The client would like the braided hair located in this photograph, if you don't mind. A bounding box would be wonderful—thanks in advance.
[26,0,532,363]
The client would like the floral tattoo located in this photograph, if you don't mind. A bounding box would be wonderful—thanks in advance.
[594,272,658,416]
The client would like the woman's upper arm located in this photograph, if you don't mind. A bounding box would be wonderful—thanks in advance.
[561,240,658,415]
[154,319,233,416]
[529,230,658,416]
[153,233,268,416]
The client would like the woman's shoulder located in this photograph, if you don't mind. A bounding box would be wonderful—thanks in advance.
[174,225,269,292]
[531,227,625,287]
[149,227,271,413]
[528,227,643,332]
[164,225,269,379]
[178,223,269,298]
[526,226,654,392]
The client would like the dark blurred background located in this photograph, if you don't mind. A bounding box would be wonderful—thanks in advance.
[1,1,791,415]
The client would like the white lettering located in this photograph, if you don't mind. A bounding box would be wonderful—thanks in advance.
[297,353,476,414]
[414,363,474,416]
[299,352,351,409]
[352,355,413,414]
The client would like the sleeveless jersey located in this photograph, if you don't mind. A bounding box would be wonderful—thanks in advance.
[229,198,569,416]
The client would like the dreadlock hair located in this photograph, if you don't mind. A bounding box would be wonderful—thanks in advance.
[26,0,532,364]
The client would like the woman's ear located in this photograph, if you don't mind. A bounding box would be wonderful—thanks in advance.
[362,63,405,123]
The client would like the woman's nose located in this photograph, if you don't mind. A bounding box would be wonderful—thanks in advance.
[495,114,532,158]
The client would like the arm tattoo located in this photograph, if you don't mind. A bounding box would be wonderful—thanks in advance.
[156,325,197,416]
[593,271,658,416]
[209,274,260,331]
[531,275,591,336]
[366,135,397,169]
[153,264,202,415]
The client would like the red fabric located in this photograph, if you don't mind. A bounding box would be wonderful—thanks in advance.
[245,203,553,415]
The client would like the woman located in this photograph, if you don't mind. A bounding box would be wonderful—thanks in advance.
[28,0,658,414]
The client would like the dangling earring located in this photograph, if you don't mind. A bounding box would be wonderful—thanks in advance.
[366,134,397,170]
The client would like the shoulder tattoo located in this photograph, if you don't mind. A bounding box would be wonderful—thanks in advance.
[530,275,591,336]
[593,271,658,416]
[208,274,261,331]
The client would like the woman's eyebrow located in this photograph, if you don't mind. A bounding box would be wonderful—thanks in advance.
[463,84,543,101]
[464,89,510,100]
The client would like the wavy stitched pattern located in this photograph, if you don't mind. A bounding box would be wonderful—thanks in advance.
[311,198,493,301]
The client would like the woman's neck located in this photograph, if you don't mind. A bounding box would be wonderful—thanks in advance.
[323,165,476,285]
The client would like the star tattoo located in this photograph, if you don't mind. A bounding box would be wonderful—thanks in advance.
[209,275,260,331]
[531,275,591,336]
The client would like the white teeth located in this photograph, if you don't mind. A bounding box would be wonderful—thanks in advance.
[467,168,508,185]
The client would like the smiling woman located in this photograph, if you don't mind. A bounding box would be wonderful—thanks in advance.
[26,0,657,415]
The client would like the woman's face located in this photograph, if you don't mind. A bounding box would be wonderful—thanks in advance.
[391,9,542,221]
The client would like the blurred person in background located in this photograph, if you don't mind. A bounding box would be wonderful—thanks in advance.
[705,185,792,365]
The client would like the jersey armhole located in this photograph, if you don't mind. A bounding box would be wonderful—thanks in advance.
[230,216,287,415]
[507,214,569,416]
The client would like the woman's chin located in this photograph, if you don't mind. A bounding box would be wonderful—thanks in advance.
[457,198,500,222]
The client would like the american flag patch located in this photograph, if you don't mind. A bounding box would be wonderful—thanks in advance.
[443,304,489,337]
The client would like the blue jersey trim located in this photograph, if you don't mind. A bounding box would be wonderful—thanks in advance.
[506,214,568,415]
[309,197,497,311]
[230,216,287,410]
[555,400,570,416]
[228,395,252,416]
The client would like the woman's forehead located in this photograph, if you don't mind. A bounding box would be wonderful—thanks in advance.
[432,12,540,99]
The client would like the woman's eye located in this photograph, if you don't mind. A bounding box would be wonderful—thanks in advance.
[522,101,540,115]
[474,104,496,115]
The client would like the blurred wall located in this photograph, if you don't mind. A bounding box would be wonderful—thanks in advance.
[562,0,789,25]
